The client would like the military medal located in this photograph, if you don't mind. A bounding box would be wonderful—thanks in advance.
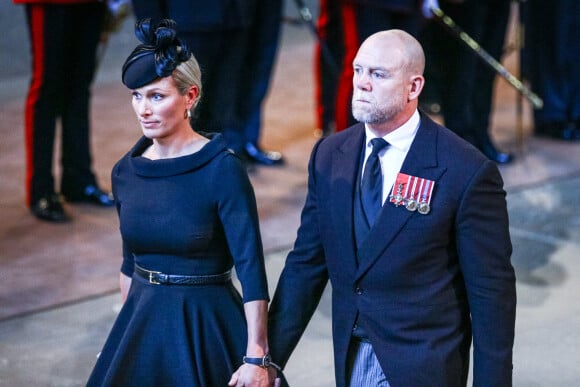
[417,179,434,215]
[418,201,430,214]
[390,174,409,206]
[404,175,419,212]
[390,172,435,214]
[405,198,418,212]
[391,183,405,206]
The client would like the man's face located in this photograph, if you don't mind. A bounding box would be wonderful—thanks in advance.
[351,38,409,125]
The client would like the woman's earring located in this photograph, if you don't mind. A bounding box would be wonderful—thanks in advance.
[184,109,191,119]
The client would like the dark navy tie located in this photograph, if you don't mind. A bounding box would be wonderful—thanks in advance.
[361,138,389,226]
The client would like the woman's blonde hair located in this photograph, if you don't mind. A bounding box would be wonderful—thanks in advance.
[172,55,202,109]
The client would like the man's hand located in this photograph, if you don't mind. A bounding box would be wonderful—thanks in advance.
[228,364,280,387]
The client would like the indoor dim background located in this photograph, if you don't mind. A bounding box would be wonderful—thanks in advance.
[1,1,580,386]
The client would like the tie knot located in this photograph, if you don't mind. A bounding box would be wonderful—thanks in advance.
[370,138,388,156]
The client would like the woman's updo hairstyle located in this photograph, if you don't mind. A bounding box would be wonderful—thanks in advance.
[122,18,192,90]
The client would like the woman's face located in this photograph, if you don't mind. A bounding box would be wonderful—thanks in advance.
[131,76,195,140]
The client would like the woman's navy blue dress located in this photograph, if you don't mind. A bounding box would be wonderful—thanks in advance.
[87,134,269,386]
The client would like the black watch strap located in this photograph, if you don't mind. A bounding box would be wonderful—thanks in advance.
[243,353,282,371]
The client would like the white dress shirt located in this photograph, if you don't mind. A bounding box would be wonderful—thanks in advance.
[362,110,421,205]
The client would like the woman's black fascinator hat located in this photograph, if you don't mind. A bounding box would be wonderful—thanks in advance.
[122,18,191,89]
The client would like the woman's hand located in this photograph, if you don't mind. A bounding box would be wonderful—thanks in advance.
[119,272,132,303]
[228,364,280,387]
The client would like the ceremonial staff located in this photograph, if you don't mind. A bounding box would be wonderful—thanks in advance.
[430,6,543,110]
[291,0,341,77]
[96,0,131,72]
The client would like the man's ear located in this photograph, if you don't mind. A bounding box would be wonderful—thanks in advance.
[408,75,425,101]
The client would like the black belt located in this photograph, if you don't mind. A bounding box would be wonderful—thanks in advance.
[134,264,231,286]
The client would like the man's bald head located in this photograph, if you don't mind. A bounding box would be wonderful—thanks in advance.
[351,29,426,135]
[359,29,425,77]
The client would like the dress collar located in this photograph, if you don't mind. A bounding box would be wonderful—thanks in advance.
[129,133,228,177]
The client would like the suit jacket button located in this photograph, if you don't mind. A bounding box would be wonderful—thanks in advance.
[355,287,363,295]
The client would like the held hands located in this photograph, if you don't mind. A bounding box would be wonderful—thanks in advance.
[421,0,440,18]
[228,364,280,387]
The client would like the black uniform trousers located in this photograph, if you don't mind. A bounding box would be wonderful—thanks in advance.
[187,0,283,151]
[420,0,510,152]
[523,0,580,128]
[23,3,104,206]
[235,0,283,149]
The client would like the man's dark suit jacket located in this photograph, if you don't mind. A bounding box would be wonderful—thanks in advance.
[269,113,516,386]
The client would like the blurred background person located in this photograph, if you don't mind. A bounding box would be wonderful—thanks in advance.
[419,0,514,164]
[131,0,284,167]
[522,0,580,141]
[232,0,285,166]
[14,0,115,223]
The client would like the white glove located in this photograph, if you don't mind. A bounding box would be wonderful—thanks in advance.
[422,0,440,18]
[107,0,131,17]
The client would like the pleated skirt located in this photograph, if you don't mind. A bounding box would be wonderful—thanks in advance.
[87,274,247,386]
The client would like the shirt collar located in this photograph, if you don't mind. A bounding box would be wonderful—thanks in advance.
[364,110,420,152]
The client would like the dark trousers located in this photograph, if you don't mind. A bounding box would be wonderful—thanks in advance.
[187,1,282,151]
[524,0,580,125]
[315,0,346,135]
[182,29,247,148]
[23,3,104,205]
[423,0,510,150]
[236,0,283,147]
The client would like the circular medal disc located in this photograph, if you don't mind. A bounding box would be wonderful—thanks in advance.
[418,202,430,215]
[405,199,418,212]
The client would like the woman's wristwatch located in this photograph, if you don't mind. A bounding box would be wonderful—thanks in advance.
[243,353,282,371]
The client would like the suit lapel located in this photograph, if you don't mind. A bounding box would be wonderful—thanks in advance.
[331,125,365,271]
[355,115,447,280]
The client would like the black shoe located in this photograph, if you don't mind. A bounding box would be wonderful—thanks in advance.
[536,121,580,141]
[244,143,284,166]
[482,143,514,165]
[63,184,115,207]
[561,122,580,141]
[31,194,71,223]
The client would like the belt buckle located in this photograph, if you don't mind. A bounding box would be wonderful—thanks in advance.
[148,269,162,285]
